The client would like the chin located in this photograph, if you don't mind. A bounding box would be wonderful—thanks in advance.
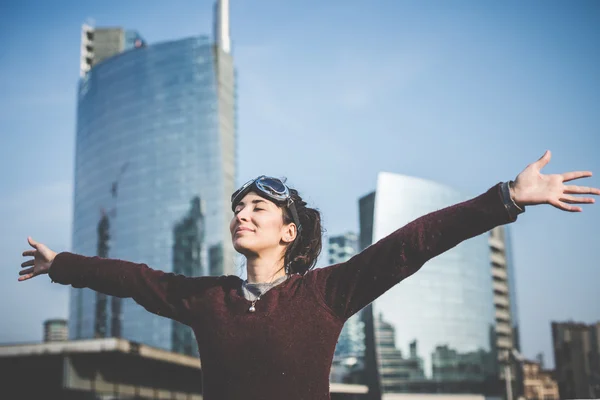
[232,236,257,255]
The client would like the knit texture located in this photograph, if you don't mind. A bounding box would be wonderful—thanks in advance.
[48,183,515,400]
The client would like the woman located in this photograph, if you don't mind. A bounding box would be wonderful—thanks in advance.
[19,150,598,400]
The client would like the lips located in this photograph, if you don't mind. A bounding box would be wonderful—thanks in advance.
[235,226,254,234]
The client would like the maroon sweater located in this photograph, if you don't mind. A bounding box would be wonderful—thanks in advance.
[48,183,516,400]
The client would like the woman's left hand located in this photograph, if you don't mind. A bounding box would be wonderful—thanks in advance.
[510,150,600,212]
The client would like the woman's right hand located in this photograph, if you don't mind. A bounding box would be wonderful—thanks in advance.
[19,237,57,282]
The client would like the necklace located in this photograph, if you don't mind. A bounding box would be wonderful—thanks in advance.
[243,274,289,313]
[249,295,261,313]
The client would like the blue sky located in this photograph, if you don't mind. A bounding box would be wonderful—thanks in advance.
[1,0,599,369]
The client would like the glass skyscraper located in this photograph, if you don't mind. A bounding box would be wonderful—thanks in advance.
[359,172,502,396]
[69,0,236,357]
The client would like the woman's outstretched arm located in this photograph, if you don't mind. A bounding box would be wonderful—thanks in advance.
[19,238,211,325]
[309,150,599,321]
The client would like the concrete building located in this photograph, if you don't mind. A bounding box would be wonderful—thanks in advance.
[489,226,522,398]
[69,0,236,357]
[552,321,600,399]
[44,319,68,343]
[522,359,559,400]
[0,339,368,400]
[79,25,146,77]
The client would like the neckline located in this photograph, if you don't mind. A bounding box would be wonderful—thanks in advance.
[231,273,299,301]
[244,274,289,287]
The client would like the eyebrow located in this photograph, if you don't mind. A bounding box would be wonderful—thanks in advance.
[236,199,267,208]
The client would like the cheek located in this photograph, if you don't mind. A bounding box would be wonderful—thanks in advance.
[257,216,284,239]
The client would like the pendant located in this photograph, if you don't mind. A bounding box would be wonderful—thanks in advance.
[249,305,256,313]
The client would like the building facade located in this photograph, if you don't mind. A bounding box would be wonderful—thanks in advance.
[329,232,366,384]
[330,232,365,359]
[489,226,522,397]
[552,321,600,399]
[44,319,68,343]
[79,26,146,77]
[522,359,559,400]
[359,173,501,395]
[69,0,236,356]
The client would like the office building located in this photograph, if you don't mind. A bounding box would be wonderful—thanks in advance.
[359,173,500,395]
[69,0,236,356]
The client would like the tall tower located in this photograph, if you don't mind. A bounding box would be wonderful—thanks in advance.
[69,0,237,356]
[489,225,523,398]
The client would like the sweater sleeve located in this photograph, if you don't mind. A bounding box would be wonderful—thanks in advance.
[48,252,210,326]
[309,182,517,321]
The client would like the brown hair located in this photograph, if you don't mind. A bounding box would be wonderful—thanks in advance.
[281,187,323,275]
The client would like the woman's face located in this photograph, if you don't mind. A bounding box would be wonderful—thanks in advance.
[229,191,295,257]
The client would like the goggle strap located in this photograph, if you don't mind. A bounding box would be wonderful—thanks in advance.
[287,199,303,234]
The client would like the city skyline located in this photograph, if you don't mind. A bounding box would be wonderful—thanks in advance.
[1,0,599,370]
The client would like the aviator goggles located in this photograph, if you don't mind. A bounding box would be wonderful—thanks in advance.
[231,175,302,234]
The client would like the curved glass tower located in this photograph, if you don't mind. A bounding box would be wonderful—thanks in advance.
[69,0,235,356]
[359,173,501,395]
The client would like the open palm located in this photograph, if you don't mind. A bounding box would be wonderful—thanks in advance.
[19,237,57,282]
[512,150,600,212]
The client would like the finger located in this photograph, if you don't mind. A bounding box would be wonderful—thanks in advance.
[18,273,35,282]
[21,260,34,268]
[534,150,551,170]
[22,250,36,257]
[561,171,592,182]
[550,199,582,212]
[564,185,600,195]
[27,237,39,249]
[560,195,596,204]
[19,267,34,276]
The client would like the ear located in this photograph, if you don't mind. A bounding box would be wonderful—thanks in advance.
[281,223,297,244]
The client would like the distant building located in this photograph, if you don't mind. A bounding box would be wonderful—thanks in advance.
[329,232,359,265]
[329,232,367,385]
[522,359,559,400]
[552,321,600,399]
[489,226,522,398]
[44,319,68,342]
[375,314,425,392]
[329,232,364,359]
[359,173,501,395]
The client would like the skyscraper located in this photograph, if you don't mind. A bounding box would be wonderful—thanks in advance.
[359,173,501,395]
[69,0,236,357]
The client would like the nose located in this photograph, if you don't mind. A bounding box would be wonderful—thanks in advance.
[235,207,250,222]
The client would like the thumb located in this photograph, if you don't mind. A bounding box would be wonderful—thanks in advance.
[534,150,551,170]
[27,236,39,249]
